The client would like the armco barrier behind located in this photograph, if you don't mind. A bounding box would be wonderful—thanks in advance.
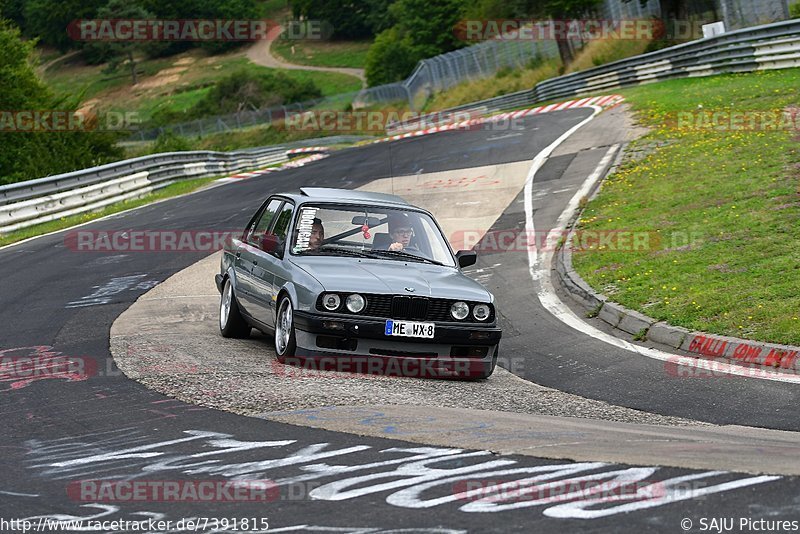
[0,136,370,234]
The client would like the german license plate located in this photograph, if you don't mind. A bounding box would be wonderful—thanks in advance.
[385,320,435,339]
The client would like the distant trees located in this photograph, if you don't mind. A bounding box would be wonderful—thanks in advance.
[23,0,107,50]
[0,22,121,184]
[9,0,261,55]
[290,0,393,39]
[365,0,470,85]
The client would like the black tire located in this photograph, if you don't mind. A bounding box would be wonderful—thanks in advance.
[274,295,297,363]
[219,278,251,338]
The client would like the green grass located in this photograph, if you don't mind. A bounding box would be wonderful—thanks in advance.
[41,52,361,125]
[571,68,800,345]
[261,0,290,18]
[0,176,218,247]
[45,58,177,103]
[274,67,361,95]
[271,39,371,69]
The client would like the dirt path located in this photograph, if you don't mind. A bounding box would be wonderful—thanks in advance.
[246,29,366,87]
[37,50,81,74]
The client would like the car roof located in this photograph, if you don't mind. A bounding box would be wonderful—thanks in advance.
[280,187,413,207]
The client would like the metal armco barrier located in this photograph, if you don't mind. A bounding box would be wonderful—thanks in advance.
[0,147,287,233]
[532,18,800,102]
[0,136,371,234]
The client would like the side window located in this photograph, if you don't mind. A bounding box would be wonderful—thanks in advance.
[247,199,283,246]
[271,203,294,243]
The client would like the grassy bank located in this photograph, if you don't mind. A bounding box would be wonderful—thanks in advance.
[571,68,800,345]
[42,50,362,125]
[271,39,371,68]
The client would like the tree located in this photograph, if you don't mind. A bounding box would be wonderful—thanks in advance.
[291,0,393,39]
[91,0,156,85]
[364,27,417,85]
[364,0,471,85]
[23,0,106,50]
[543,0,603,66]
[0,0,26,29]
[0,22,121,185]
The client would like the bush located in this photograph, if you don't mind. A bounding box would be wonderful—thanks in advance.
[364,27,419,86]
[152,131,192,153]
[193,70,321,115]
[0,22,122,185]
[151,70,322,125]
[791,2,800,18]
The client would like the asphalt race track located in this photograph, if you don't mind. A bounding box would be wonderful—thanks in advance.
[2,109,799,533]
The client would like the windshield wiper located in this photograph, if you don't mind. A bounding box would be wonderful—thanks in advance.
[367,249,445,266]
[298,246,372,258]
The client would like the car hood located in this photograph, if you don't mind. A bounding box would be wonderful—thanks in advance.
[289,256,492,302]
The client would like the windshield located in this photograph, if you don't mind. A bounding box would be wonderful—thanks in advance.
[290,204,456,267]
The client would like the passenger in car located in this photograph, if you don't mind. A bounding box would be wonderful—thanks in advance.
[309,218,325,249]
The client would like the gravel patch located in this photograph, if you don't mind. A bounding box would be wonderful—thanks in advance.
[111,253,703,427]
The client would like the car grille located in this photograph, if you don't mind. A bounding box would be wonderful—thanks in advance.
[391,296,429,320]
[317,293,494,323]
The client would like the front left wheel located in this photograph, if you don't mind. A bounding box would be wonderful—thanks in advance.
[219,278,251,338]
[275,296,297,363]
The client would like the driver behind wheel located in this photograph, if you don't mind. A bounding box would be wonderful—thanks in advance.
[387,212,415,252]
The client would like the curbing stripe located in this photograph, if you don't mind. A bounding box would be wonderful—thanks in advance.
[369,95,624,146]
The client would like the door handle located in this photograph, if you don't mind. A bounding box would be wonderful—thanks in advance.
[235,251,241,258]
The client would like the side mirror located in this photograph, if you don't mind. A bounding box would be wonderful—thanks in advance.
[260,234,284,257]
[455,250,477,268]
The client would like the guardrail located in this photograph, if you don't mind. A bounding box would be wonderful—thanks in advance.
[532,18,800,102]
[0,135,370,234]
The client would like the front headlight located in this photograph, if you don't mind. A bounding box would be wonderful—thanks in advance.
[346,293,366,313]
[322,293,341,311]
[450,301,469,320]
[473,304,490,321]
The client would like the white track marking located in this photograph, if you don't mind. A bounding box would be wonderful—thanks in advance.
[524,129,800,384]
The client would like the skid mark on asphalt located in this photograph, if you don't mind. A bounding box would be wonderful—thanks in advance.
[66,274,159,308]
[21,428,780,520]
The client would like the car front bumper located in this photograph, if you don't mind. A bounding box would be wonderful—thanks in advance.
[290,310,501,378]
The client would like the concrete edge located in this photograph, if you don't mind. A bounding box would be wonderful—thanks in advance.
[552,144,800,375]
